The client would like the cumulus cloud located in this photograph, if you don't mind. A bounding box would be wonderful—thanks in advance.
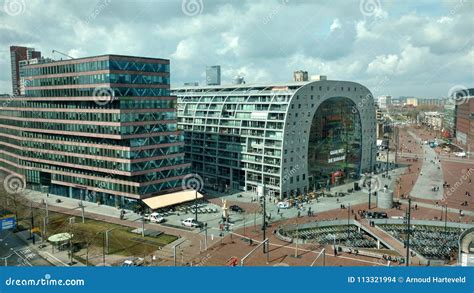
[0,0,472,98]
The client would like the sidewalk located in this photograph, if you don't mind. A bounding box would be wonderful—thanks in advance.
[408,130,444,200]
[15,230,84,267]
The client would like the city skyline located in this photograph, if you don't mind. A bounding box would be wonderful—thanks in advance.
[0,0,472,98]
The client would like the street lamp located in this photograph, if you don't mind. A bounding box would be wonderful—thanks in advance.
[405,198,412,266]
[194,190,198,222]
[262,186,267,254]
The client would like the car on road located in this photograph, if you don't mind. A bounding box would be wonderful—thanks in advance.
[229,205,245,213]
[121,257,144,267]
[181,218,204,228]
[455,152,467,158]
[144,212,165,223]
[364,211,388,219]
[277,201,290,209]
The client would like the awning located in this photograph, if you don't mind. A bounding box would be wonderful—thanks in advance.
[143,190,203,210]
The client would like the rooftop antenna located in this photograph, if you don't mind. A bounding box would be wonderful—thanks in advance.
[52,49,74,59]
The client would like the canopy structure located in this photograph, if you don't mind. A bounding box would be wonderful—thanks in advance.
[143,190,203,210]
[48,232,73,242]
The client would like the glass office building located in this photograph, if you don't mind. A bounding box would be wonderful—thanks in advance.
[173,80,376,199]
[0,55,190,208]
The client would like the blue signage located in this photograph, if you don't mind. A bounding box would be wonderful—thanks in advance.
[0,216,16,231]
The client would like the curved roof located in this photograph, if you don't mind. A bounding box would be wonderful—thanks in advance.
[172,81,309,92]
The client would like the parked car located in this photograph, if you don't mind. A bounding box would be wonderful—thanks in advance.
[121,257,144,267]
[277,201,290,209]
[455,152,467,158]
[145,212,165,223]
[229,205,245,213]
[181,218,204,228]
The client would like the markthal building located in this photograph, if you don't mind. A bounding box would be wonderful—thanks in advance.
[173,79,377,199]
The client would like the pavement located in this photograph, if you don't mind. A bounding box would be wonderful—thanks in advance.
[7,124,471,266]
[407,130,444,200]
[0,230,54,266]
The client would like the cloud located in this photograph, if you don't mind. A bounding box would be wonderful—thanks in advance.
[0,0,472,98]
[330,18,342,32]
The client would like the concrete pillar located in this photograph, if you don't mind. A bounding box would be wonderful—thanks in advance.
[377,239,380,249]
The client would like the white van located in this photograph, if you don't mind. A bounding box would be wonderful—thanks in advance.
[145,212,165,223]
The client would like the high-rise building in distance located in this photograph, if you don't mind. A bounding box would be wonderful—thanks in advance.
[10,46,41,95]
[206,65,221,85]
[293,70,308,82]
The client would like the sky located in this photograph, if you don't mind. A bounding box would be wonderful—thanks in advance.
[0,0,473,98]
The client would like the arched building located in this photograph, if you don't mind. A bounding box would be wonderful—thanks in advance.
[173,80,377,199]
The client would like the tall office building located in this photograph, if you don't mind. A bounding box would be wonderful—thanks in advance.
[173,80,376,198]
[293,71,308,82]
[206,65,221,85]
[10,46,42,95]
[443,98,457,138]
[0,54,190,208]
[455,90,474,150]
[377,95,391,109]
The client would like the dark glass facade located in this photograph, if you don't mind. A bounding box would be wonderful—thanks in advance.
[308,97,362,188]
[0,55,189,208]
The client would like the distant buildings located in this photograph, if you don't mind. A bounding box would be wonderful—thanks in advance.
[455,94,474,150]
[441,88,474,154]
[443,99,457,138]
[0,54,190,208]
[183,82,199,86]
[293,70,308,82]
[377,95,391,109]
[10,46,41,95]
[418,111,444,131]
[206,65,221,85]
[406,97,418,107]
[418,98,444,107]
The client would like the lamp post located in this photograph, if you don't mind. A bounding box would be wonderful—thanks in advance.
[347,203,351,240]
[405,198,412,266]
[444,204,448,238]
[30,201,35,245]
[368,145,375,210]
[194,190,198,222]
[261,185,267,254]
